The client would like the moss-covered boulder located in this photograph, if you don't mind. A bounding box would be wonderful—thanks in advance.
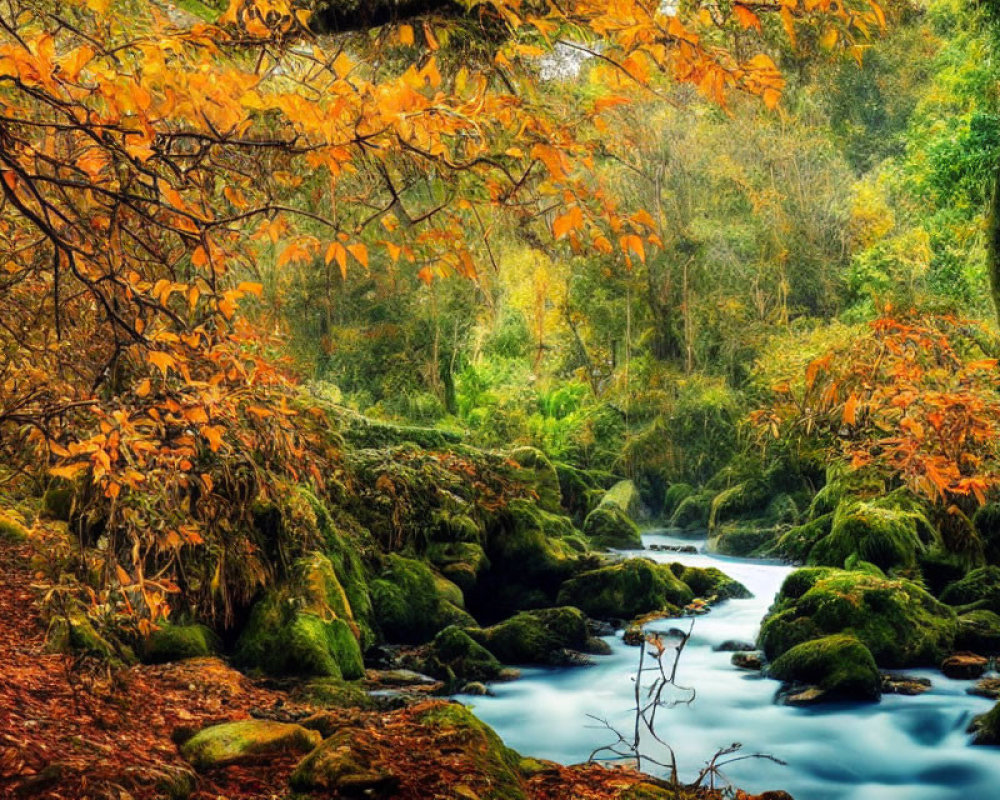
[709,523,778,557]
[772,514,833,562]
[972,502,1000,563]
[0,513,28,542]
[370,554,475,644]
[289,728,399,795]
[582,480,643,550]
[293,678,374,710]
[669,491,712,531]
[807,498,930,572]
[957,610,1000,655]
[760,568,957,668]
[423,625,505,683]
[941,566,1000,614]
[181,720,321,771]
[554,462,609,523]
[969,702,1000,745]
[768,634,880,702]
[708,481,768,530]
[508,446,562,514]
[807,467,885,518]
[662,483,694,519]
[415,703,527,800]
[426,541,490,594]
[556,559,694,619]
[678,565,753,600]
[141,623,218,664]
[470,607,601,665]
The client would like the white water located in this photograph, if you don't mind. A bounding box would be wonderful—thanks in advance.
[461,531,1000,799]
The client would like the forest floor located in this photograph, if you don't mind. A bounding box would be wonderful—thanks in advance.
[0,536,775,799]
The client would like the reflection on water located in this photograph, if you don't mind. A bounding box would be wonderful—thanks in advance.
[461,531,1000,799]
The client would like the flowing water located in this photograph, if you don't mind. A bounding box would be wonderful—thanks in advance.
[461,531,1000,799]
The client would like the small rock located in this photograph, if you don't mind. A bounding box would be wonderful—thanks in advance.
[585,636,613,656]
[780,686,827,706]
[968,677,1000,699]
[460,682,490,696]
[587,619,616,637]
[181,720,321,771]
[368,668,440,687]
[881,674,932,696]
[941,652,989,680]
[623,624,644,646]
[732,651,764,671]
[715,640,755,652]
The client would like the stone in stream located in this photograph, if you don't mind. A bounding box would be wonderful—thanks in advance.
[941,652,989,680]
[715,640,755,652]
[968,676,1000,699]
[731,651,764,670]
[881,674,932,696]
[968,702,1000,745]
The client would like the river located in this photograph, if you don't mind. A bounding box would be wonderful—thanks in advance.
[460,531,1000,799]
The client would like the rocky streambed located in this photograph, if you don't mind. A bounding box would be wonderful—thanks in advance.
[461,531,1000,800]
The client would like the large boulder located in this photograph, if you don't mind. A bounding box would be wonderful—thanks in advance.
[677,565,753,600]
[421,626,505,683]
[556,559,693,619]
[426,541,490,594]
[767,634,881,702]
[469,607,602,665]
[289,728,399,795]
[807,498,930,571]
[969,702,1000,745]
[956,610,1000,655]
[760,567,957,668]
[370,554,475,644]
[234,552,365,679]
[669,491,712,531]
[583,505,642,550]
[182,720,320,771]
[772,513,833,562]
[941,566,1000,614]
[508,447,562,514]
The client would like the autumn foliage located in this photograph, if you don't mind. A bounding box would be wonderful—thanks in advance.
[756,313,1000,509]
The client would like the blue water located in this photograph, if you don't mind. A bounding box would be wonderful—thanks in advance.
[460,531,1000,799]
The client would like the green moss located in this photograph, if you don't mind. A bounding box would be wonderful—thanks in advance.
[42,484,75,522]
[807,467,885,518]
[969,702,1000,745]
[141,623,218,664]
[370,554,476,644]
[508,446,562,513]
[583,504,642,549]
[662,483,694,518]
[956,610,1000,655]
[668,491,712,531]
[678,565,752,600]
[0,513,28,542]
[708,481,769,530]
[556,558,693,619]
[416,703,527,800]
[602,480,642,517]
[918,548,967,597]
[709,523,779,557]
[808,499,927,571]
[765,493,801,526]
[425,625,505,682]
[429,510,482,543]
[760,568,957,668]
[768,634,880,701]
[471,607,593,665]
[181,720,320,771]
[338,409,462,450]
[773,513,834,562]
[173,0,220,22]
[426,541,490,593]
[294,678,373,709]
[973,502,1000,562]
[941,566,1000,613]
[289,728,397,793]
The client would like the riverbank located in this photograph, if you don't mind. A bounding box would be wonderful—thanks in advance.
[0,535,778,800]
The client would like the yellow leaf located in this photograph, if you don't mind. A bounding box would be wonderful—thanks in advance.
[843,393,859,426]
[147,350,176,376]
[237,281,263,297]
[733,5,762,32]
[399,24,414,46]
[820,26,839,51]
[347,243,368,269]
[135,379,151,398]
[201,424,224,452]
[50,462,88,480]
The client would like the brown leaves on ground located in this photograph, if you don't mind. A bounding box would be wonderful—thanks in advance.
[0,537,741,800]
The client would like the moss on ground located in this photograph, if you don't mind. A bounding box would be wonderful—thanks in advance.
[141,623,218,664]
[0,513,28,542]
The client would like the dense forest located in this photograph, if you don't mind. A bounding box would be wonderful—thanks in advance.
[3,0,1000,797]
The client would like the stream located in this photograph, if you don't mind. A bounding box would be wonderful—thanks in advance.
[461,531,1000,799]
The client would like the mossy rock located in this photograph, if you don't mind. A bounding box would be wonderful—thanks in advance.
[294,678,374,709]
[370,554,476,644]
[181,720,320,771]
[426,541,490,594]
[760,568,957,668]
[424,625,505,682]
[42,483,76,522]
[583,504,642,550]
[709,523,779,557]
[678,565,752,600]
[554,462,604,523]
[470,607,595,665]
[808,499,928,572]
[807,467,885,518]
[0,513,28,542]
[973,502,1000,563]
[662,483,694,519]
[46,603,134,664]
[918,548,968,597]
[767,634,880,702]
[668,491,712,531]
[969,702,1000,745]
[508,446,562,514]
[235,596,364,679]
[708,480,769,530]
[956,610,1000,656]
[765,493,801,527]
[429,510,482,544]
[289,728,399,794]
[338,409,462,450]
[141,623,219,664]
[556,559,693,620]
[941,566,1000,614]
[773,513,834,562]
[415,702,527,800]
